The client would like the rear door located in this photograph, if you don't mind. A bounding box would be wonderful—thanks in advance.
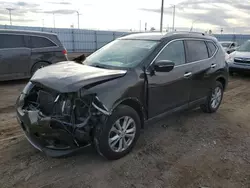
[30,36,62,65]
[0,34,31,78]
[185,39,217,103]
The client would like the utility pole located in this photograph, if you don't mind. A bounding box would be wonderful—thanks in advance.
[172,5,176,31]
[76,11,80,29]
[139,20,141,32]
[53,13,55,28]
[6,8,14,25]
[145,22,147,31]
[160,0,164,32]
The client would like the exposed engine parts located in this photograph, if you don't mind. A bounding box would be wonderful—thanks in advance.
[21,84,108,149]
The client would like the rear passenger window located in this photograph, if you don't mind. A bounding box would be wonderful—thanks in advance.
[156,40,185,66]
[206,41,217,57]
[185,40,209,63]
[31,36,56,48]
[0,34,26,49]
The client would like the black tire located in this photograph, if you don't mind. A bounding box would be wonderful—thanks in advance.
[94,105,141,160]
[31,62,49,76]
[200,81,224,113]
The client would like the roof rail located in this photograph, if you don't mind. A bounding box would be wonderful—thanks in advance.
[167,31,206,36]
[188,31,206,35]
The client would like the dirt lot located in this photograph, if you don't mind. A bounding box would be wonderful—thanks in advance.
[1,75,250,188]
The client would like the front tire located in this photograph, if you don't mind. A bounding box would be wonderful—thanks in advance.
[200,81,224,113]
[94,105,141,160]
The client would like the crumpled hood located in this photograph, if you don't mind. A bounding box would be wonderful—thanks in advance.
[31,61,127,93]
[230,51,250,58]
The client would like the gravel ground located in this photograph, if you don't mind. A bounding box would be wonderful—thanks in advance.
[0,75,250,188]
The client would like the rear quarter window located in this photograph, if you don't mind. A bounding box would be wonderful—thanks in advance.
[206,41,217,57]
[0,34,26,49]
[185,40,209,63]
[31,36,57,48]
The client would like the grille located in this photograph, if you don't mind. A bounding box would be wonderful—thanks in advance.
[234,58,250,64]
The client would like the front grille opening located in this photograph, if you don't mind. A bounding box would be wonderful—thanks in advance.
[23,85,59,116]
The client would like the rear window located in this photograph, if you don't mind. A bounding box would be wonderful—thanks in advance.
[31,36,57,48]
[206,41,217,57]
[185,40,209,63]
[0,34,26,49]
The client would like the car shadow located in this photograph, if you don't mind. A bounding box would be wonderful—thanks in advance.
[231,72,250,80]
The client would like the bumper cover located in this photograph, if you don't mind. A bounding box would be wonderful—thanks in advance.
[229,63,250,71]
[16,107,90,157]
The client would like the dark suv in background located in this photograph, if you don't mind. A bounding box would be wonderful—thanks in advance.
[0,30,67,81]
[16,32,228,160]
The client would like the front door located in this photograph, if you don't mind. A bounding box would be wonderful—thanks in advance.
[147,40,192,118]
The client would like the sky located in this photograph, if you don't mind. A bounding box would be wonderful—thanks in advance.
[0,0,250,33]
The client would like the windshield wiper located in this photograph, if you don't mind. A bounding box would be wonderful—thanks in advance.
[90,63,111,69]
[94,64,106,68]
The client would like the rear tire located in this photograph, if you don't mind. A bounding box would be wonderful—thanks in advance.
[31,62,49,76]
[200,81,224,113]
[94,105,141,160]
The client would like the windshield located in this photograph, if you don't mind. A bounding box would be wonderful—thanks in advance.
[237,41,250,52]
[84,39,159,68]
[220,42,231,48]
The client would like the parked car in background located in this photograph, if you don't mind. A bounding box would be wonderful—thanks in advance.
[16,32,228,160]
[227,40,250,75]
[219,41,238,54]
[0,29,67,81]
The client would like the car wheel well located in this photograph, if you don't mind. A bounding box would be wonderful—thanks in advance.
[120,99,145,129]
[30,61,51,75]
[216,77,226,90]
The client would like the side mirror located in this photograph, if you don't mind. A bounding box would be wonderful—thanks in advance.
[154,60,175,72]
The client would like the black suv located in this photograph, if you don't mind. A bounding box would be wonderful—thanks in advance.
[0,29,67,81]
[16,32,228,160]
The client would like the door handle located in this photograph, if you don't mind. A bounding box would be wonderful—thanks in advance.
[211,64,217,68]
[184,72,192,78]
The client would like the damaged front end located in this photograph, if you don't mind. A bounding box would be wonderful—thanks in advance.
[16,82,109,157]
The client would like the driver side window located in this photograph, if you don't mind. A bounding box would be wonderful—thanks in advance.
[156,40,185,66]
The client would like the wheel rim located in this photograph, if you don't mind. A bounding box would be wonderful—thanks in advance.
[211,86,222,109]
[108,116,136,153]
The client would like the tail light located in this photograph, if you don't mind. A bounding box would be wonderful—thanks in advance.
[62,49,67,55]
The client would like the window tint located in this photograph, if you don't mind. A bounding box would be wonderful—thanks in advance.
[206,41,217,57]
[31,36,56,48]
[0,34,26,49]
[156,40,185,66]
[186,40,209,63]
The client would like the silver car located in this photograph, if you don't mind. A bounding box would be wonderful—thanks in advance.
[220,41,238,54]
[227,40,250,74]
